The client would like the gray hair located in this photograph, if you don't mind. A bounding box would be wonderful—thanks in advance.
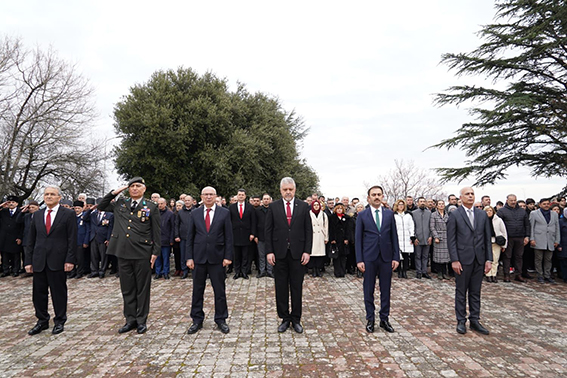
[280,177,296,189]
[44,185,62,196]
[201,186,217,195]
[176,200,184,206]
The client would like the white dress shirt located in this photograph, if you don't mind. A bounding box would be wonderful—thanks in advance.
[44,204,60,227]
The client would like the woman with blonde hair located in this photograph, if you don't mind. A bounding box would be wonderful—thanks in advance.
[485,205,507,283]
[393,199,414,279]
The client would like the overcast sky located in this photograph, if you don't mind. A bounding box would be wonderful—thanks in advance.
[2,0,564,203]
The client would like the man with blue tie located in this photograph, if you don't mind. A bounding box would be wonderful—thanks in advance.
[355,185,400,333]
[447,187,492,335]
[186,186,233,334]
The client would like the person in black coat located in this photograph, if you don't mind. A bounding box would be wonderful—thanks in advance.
[25,186,77,335]
[255,194,273,278]
[175,196,195,279]
[558,210,567,283]
[16,200,41,276]
[0,195,25,277]
[228,189,257,279]
[155,198,175,279]
[266,177,313,333]
[85,200,114,278]
[70,201,91,279]
[329,203,353,278]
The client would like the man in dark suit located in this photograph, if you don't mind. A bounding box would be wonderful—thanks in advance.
[228,189,256,279]
[186,186,233,334]
[98,177,160,335]
[0,195,25,277]
[447,186,493,335]
[70,201,90,279]
[25,186,77,335]
[87,200,114,278]
[266,177,313,333]
[355,185,400,333]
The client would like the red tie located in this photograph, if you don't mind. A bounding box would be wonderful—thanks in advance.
[286,201,292,226]
[239,204,243,219]
[205,208,211,232]
[46,209,52,234]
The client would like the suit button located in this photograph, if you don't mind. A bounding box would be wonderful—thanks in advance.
[126,234,130,238]
[129,220,132,223]
[127,227,131,230]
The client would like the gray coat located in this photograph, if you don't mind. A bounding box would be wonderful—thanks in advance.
[412,208,431,245]
[529,209,560,251]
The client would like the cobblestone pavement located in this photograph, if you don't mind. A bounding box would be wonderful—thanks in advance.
[1,268,566,377]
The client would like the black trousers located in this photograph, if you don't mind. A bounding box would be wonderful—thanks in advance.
[455,258,484,322]
[33,267,67,325]
[274,250,304,323]
[118,258,152,325]
[190,262,228,324]
[2,251,21,274]
[90,242,107,274]
[233,245,249,275]
[400,252,411,272]
[75,245,89,276]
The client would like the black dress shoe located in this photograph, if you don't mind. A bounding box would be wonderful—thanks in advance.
[181,272,189,279]
[266,272,274,278]
[118,323,137,334]
[154,274,162,280]
[366,320,375,333]
[164,274,170,280]
[416,273,422,279]
[136,324,147,334]
[233,273,241,280]
[88,272,98,278]
[379,320,394,333]
[278,320,290,333]
[52,324,64,334]
[217,322,230,334]
[470,321,489,335]
[292,322,303,333]
[187,322,203,334]
[422,273,432,279]
[456,320,467,334]
[242,273,249,279]
[12,272,19,277]
[99,273,105,279]
[28,323,49,335]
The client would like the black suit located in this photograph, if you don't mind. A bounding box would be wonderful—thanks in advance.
[447,206,493,322]
[25,205,77,326]
[265,198,312,323]
[228,202,257,275]
[187,205,233,324]
[0,208,24,274]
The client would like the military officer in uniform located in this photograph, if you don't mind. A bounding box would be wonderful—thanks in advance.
[98,177,160,334]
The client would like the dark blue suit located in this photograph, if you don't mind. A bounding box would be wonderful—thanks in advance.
[447,206,492,322]
[186,205,233,324]
[355,206,400,322]
[86,210,114,275]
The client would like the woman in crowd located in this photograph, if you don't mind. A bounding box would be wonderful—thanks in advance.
[168,198,177,211]
[309,200,328,277]
[430,200,450,280]
[329,203,352,278]
[558,209,567,283]
[484,205,507,282]
[393,199,414,279]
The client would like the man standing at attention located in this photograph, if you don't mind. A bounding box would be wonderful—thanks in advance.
[98,177,160,335]
[355,185,400,333]
[228,189,256,280]
[447,187,492,335]
[26,186,77,335]
[266,177,313,333]
[186,186,233,334]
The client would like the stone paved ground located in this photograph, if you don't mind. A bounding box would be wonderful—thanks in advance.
[1,268,567,377]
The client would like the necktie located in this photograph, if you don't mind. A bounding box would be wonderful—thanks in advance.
[98,211,103,223]
[205,208,211,232]
[467,209,474,229]
[131,200,137,212]
[46,209,52,234]
[10,209,13,217]
[286,201,292,226]
[375,209,381,232]
[239,203,243,219]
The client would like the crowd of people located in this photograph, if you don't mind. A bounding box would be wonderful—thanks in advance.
[3,180,567,337]
[2,190,567,285]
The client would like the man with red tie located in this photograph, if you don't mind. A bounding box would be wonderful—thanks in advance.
[228,189,256,279]
[266,177,313,333]
[186,186,234,334]
[25,186,77,335]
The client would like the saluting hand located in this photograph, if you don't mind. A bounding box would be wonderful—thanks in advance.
[112,185,129,196]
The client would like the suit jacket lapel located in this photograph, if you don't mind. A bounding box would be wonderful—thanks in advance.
[50,207,64,234]
[38,209,48,235]
[459,206,474,231]
[366,207,379,234]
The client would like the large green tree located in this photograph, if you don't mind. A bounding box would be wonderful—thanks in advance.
[432,0,567,186]
[113,68,318,199]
